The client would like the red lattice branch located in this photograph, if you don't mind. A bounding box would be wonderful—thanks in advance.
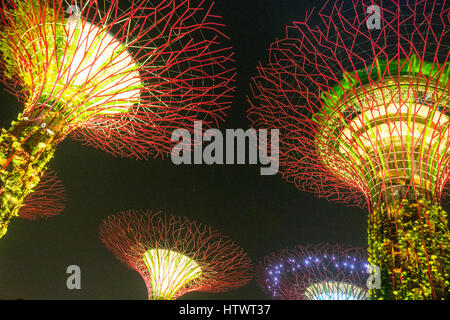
[19,170,66,220]
[99,210,253,300]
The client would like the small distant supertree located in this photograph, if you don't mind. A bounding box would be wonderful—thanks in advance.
[18,170,66,220]
[257,244,370,300]
[249,0,449,299]
[99,210,253,300]
[0,0,234,238]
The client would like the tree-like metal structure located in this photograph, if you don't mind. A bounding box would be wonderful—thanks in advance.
[248,0,450,299]
[257,244,369,300]
[0,0,235,238]
[18,170,65,220]
[99,210,253,300]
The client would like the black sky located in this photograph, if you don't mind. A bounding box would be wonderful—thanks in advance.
[0,0,446,300]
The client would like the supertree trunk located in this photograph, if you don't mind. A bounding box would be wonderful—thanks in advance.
[368,198,450,299]
[0,112,64,236]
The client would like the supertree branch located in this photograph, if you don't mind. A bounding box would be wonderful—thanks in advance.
[248,0,450,299]
[99,210,253,300]
[19,170,66,220]
[0,0,235,238]
[257,244,370,300]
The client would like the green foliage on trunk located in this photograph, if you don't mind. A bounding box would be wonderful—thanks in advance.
[0,114,56,238]
[368,198,450,299]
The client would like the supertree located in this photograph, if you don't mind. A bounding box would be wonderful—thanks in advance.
[0,0,235,238]
[248,0,450,299]
[18,170,66,220]
[99,210,253,300]
[257,244,370,300]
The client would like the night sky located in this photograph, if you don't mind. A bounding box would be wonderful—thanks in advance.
[0,0,446,300]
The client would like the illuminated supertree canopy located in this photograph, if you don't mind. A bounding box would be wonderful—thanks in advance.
[0,0,235,238]
[18,170,66,220]
[99,210,253,300]
[248,0,450,299]
[257,244,370,300]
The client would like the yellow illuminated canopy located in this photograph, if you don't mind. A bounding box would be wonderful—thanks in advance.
[143,248,203,300]
[304,281,369,300]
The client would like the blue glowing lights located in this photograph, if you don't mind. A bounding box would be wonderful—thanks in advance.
[260,245,369,300]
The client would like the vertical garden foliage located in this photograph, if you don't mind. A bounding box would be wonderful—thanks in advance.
[369,199,450,299]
